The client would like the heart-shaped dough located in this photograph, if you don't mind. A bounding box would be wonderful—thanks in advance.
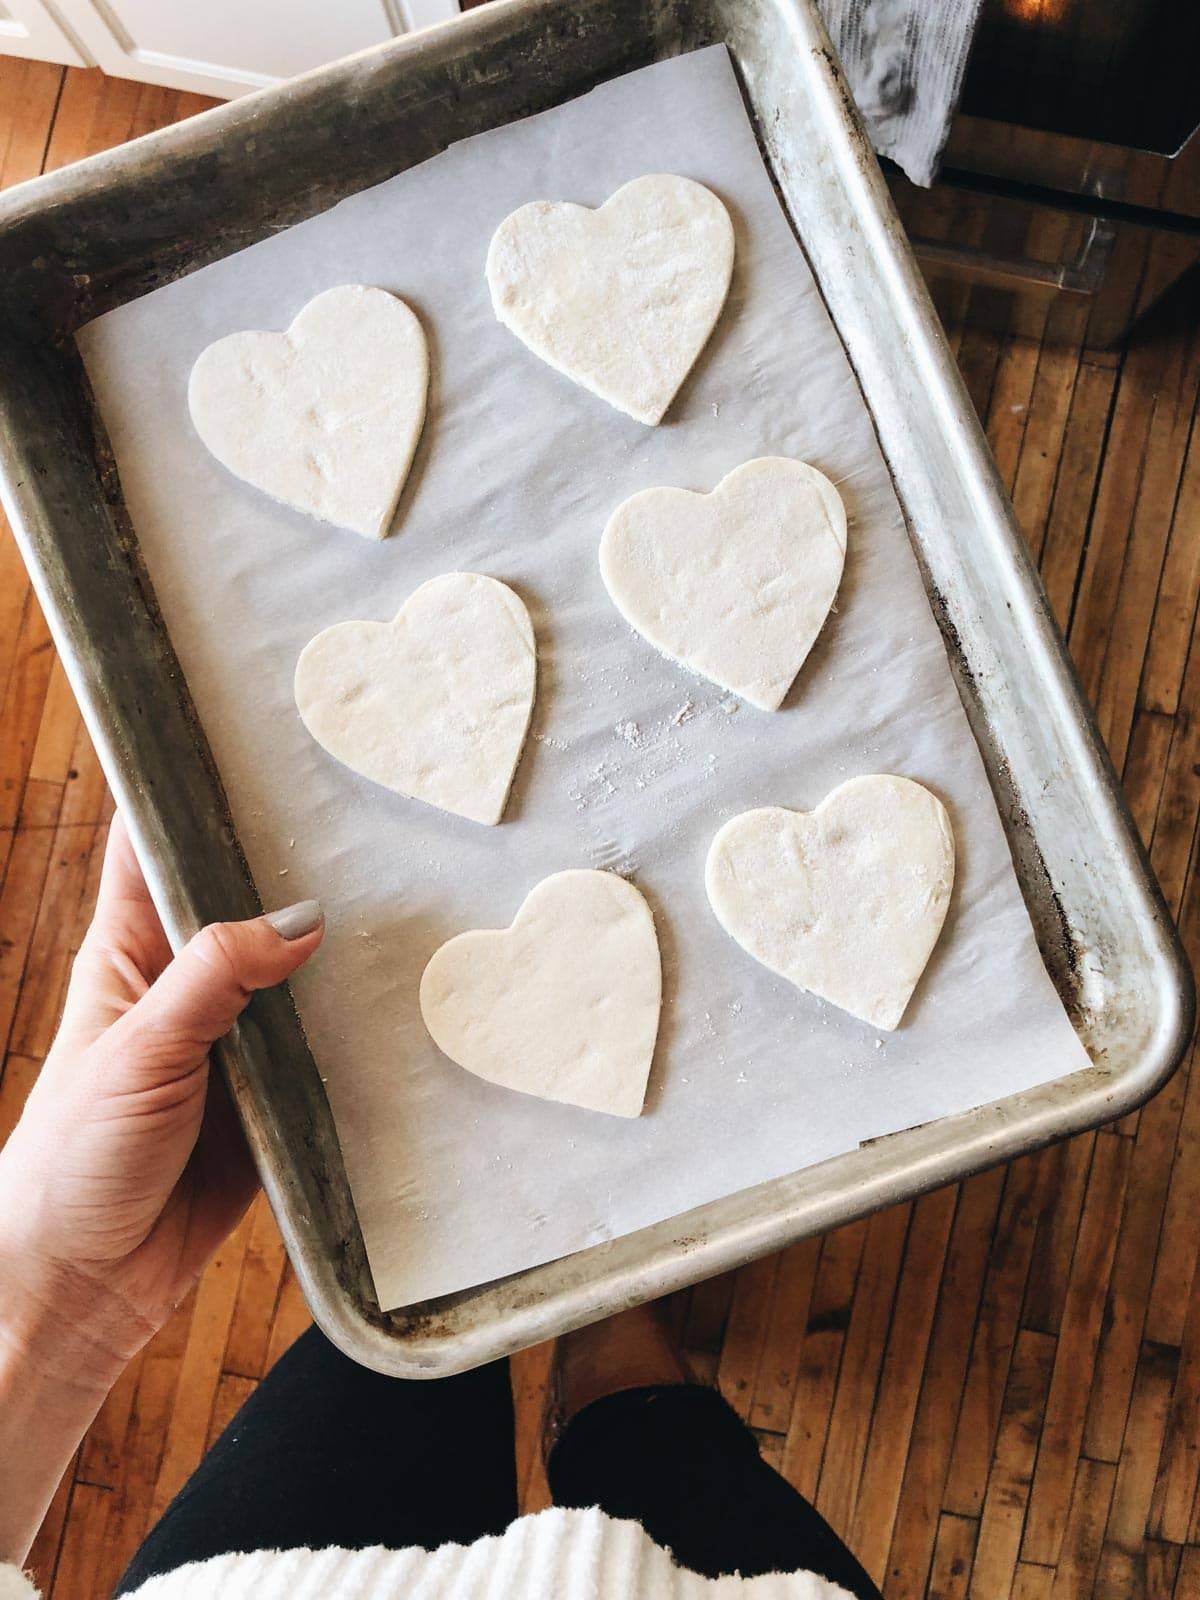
[706,775,954,1029]
[420,869,661,1117]
[294,572,535,825]
[600,457,847,711]
[189,285,428,539]
[486,174,734,425]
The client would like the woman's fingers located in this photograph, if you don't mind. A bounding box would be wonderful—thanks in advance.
[100,902,325,1084]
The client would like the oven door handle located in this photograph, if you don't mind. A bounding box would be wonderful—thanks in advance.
[908,217,1118,301]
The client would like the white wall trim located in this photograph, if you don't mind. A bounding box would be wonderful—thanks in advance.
[0,0,463,99]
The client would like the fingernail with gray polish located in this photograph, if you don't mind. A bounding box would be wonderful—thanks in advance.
[265,899,324,940]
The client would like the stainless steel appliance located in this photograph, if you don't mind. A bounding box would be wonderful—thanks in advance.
[890,0,1200,345]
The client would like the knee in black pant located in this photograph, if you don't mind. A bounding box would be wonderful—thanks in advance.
[547,1384,880,1598]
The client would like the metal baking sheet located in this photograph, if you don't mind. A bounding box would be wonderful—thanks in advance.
[0,0,1191,1374]
[74,45,1095,1313]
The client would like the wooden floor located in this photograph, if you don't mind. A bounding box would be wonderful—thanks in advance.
[3,58,1200,1600]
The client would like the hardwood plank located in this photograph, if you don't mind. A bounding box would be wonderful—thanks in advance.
[1173,1546,1200,1599]
[1094,313,1200,770]
[78,1350,144,1490]
[748,1235,821,1434]
[943,1156,1042,1517]
[0,824,55,1059]
[0,59,62,185]
[926,1512,977,1600]
[127,82,187,142]
[1148,611,1200,919]
[683,1268,737,1386]
[148,1218,251,1521]
[64,819,108,977]
[967,1329,1057,1599]
[1085,217,1153,352]
[1143,1541,1181,1600]
[1038,359,1119,633]
[1094,1540,1178,1600]
[24,1452,75,1598]
[1098,1341,1178,1573]
[666,1286,693,1345]
[0,1052,40,1147]
[57,721,109,829]
[33,819,109,1073]
[262,1260,312,1372]
[1048,1458,1116,1600]
[1022,1135,1095,1338]
[754,1426,785,1473]
[39,67,104,170]
[883,1169,1005,1600]
[1148,1249,1200,1543]
[1142,407,1200,716]
[511,1338,555,1516]
[1132,230,1199,324]
[717,1252,780,1420]
[10,822,95,1058]
[848,1186,956,1585]
[1145,1042,1200,1349]
[1010,337,1086,567]
[44,68,142,170]
[1012,1565,1056,1600]
[223,1193,289,1379]
[129,85,218,140]
[1081,1065,1188,1462]
[983,335,1040,494]
[175,91,223,120]
[1069,335,1174,709]
[1122,708,1174,851]
[48,1482,111,1600]
[780,1219,868,1502]
[0,592,55,830]
[956,320,1005,432]
[18,775,63,831]
[91,1301,196,1598]
[1022,1134,1132,1566]
[0,534,33,731]
[917,189,993,352]
[27,658,80,788]
[1180,853,1200,1004]
[0,61,59,841]
[36,64,213,183]
[814,1206,910,1535]
[204,1372,256,1452]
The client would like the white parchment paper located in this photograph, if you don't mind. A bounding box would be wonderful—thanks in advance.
[78,46,1091,1310]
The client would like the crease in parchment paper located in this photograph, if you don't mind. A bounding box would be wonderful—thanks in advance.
[77,46,1091,1311]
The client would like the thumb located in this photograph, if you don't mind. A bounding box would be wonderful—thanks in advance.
[104,899,324,1078]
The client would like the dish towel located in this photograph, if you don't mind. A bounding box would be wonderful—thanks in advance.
[818,0,986,185]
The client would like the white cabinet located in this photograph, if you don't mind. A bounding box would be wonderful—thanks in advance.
[0,0,87,66]
[0,0,461,98]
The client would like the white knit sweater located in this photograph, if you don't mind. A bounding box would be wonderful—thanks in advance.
[3,1508,856,1599]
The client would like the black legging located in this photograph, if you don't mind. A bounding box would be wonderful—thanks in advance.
[117,1325,881,1598]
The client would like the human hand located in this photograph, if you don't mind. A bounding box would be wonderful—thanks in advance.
[0,814,324,1392]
